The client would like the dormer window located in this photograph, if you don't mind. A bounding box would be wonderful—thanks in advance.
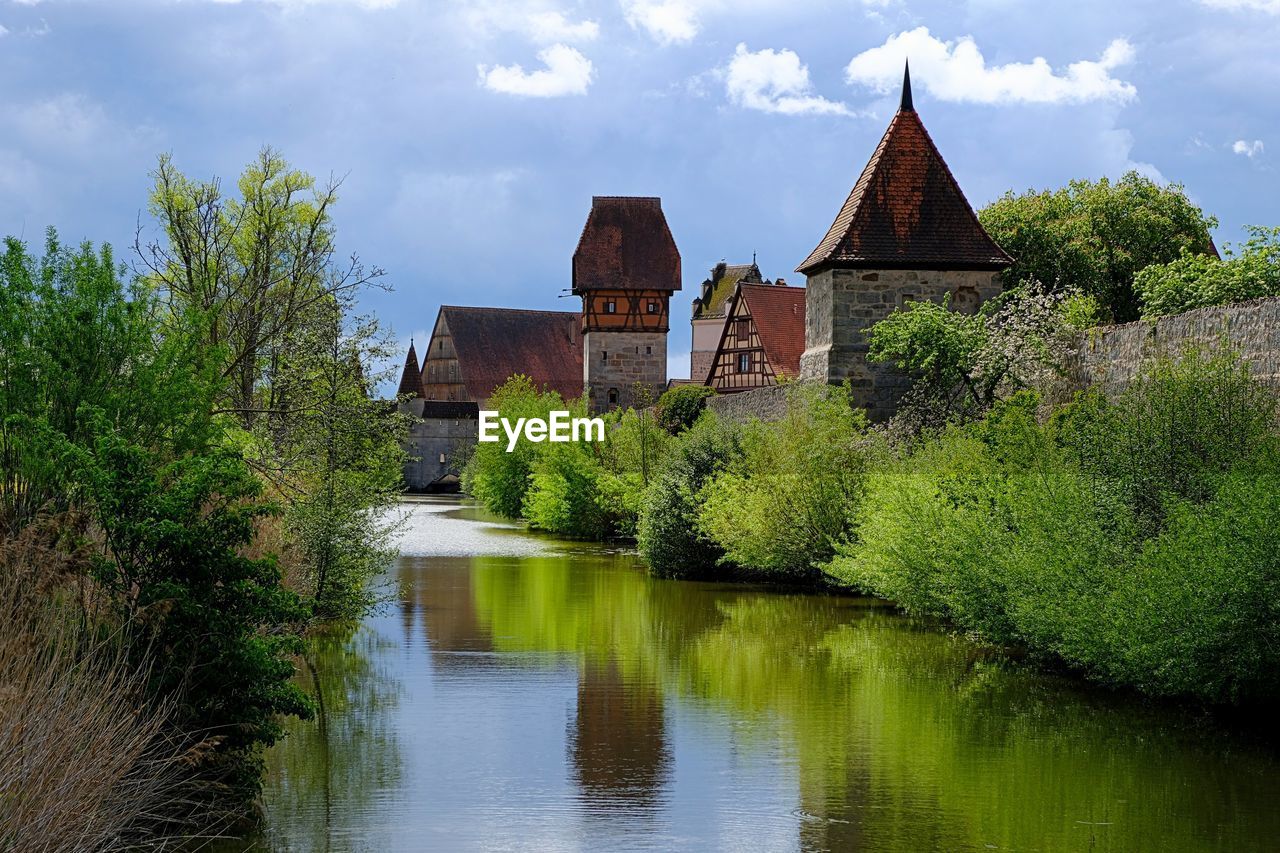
[647,301,659,314]
[605,300,616,314]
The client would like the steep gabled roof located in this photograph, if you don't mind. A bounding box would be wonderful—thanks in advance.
[572,196,682,293]
[398,340,423,397]
[739,284,806,377]
[441,306,584,402]
[797,67,1012,274]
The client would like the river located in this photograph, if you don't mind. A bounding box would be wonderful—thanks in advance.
[246,496,1280,851]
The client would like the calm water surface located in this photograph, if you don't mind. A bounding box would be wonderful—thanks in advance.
[252,496,1280,852]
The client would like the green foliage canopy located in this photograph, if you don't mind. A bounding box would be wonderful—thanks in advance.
[978,171,1217,321]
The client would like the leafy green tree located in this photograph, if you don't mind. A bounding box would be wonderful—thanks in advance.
[979,172,1217,321]
[461,375,570,519]
[655,384,715,434]
[1,230,313,807]
[139,149,406,621]
[1135,226,1280,318]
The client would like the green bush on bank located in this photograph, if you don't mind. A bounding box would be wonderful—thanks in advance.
[828,351,1280,704]
[697,383,876,580]
[463,378,670,539]
[636,413,742,579]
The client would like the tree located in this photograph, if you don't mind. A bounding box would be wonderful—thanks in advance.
[1135,225,1280,318]
[138,149,407,621]
[979,171,1217,322]
[655,384,715,434]
[867,286,1095,431]
[138,147,387,425]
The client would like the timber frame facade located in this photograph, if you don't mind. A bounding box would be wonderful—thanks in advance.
[706,284,805,394]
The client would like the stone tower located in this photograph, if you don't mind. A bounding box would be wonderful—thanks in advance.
[572,196,681,411]
[797,63,1013,421]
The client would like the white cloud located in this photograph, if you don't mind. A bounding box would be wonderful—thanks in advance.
[1199,0,1280,12]
[623,0,699,45]
[845,27,1137,105]
[0,25,8,37]
[1233,139,1265,157]
[477,44,594,97]
[724,43,851,116]
[525,10,599,43]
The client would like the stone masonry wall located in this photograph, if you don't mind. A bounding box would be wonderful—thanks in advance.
[712,296,1280,425]
[800,267,1003,421]
[401,399,479,492]
[584,330,668,411]
[1068,296,1280,397]
[705,384,791,423]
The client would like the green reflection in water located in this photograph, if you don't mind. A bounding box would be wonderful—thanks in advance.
[259,625,403,852]
[462,551,1280,852]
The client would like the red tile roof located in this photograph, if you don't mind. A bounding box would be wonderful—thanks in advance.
[739,284,806,377]
[398,341,424,397]
[572,196,682,293]
[797,106,1013,274]
[442,306,584,402]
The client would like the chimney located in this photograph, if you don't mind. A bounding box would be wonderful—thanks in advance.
[776,277,787,287]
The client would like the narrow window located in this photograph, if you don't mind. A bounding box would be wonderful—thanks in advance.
[645,346,652,355]
[607,388,619,406]
[605,300,616,314]
[647,301,658,314]
[602,350,608,363]
[737,353,750,373]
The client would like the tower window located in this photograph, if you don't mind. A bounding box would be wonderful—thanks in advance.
[607,388,619,406]
[602,350,608,363]
[646,346,652,355]
[647,301,659,314]
[605,300,616,314]
[737,353,750,373]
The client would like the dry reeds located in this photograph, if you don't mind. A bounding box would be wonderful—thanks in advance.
[0,518,214,852]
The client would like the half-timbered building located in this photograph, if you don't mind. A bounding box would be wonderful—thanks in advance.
[706,283,805,393]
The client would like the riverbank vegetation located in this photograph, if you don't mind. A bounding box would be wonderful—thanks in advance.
[467,283,1280,706]
[1,149,406,845]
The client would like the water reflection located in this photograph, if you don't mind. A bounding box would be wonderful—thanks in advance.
[254,498,1280,852]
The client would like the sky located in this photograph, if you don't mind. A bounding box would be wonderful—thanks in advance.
[1,0,1277,389]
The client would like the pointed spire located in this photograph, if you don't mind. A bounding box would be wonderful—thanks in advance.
[900,60,914,112]
[398,340,423,398]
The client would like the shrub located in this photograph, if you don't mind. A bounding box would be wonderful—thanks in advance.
[698,383,874,579]
[523,441,611,539]
[655,385,715,434]
[637,414,742,579]
[74,426,314,797]
[1135,226,1280,318]
[461,376,570,518]
[828,350,1280,704]
[1052,346,1276,534]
